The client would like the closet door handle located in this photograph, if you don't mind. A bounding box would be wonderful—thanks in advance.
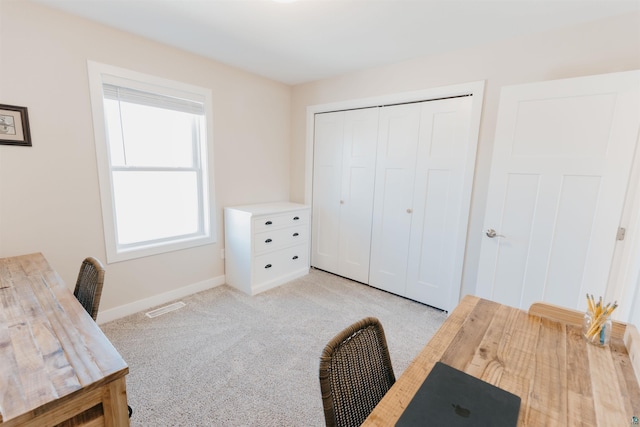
[265,238,273,243]
[486,228,505,239]
[265,221,273,225]
[265,264,272,269]
[292,255,299,260]
[293,216,300,221]
[292,232,299,237]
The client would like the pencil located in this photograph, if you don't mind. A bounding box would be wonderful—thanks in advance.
[586,294,594,314]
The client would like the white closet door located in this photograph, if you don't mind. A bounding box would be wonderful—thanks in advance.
[405,97,473,309]
[337,108,379,282]
[311,112,344,273]
[369,103,422,296]
[311,107,378,282]
[476,71,640,310]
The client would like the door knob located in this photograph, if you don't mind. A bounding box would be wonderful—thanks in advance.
[407,208,413,214]
[486,228,505,238]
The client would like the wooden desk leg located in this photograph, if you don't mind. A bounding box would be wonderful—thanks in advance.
[102,377,130,427]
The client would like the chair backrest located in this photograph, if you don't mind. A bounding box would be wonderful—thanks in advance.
[73,257,105,321]
[528,301,626,339]
[319,317,395,427]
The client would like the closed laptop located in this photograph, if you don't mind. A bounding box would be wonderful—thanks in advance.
[395,362,521,426]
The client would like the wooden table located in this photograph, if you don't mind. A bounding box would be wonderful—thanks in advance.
[363,295,640,426]
[0,253,129,426]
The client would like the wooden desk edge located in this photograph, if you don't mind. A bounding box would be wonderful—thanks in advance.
[0,375,129,427]
[625,323,640,386]
[0,351,129,427]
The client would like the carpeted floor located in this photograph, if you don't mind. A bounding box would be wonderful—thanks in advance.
[101,268,447,426]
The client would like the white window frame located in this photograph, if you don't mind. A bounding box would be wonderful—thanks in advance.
[87,61,216,263]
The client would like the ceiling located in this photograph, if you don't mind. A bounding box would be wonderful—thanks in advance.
[32,0,640,85]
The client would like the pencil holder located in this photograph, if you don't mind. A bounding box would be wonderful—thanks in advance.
[582,311,611,346]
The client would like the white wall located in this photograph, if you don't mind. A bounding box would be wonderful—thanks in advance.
[2,2,639,323]
[290,12,640,304]
[0,0,292,319]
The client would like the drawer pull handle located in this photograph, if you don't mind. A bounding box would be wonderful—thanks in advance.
[265,221,273,225]
[293,233,299,237]
[265,264,272,269]
[292,255,299,260]
[293,216,300,220]
[265,238,273,243]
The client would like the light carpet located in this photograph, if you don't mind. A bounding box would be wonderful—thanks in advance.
[101,268,447,426]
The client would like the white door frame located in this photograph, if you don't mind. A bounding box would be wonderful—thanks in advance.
[610,131,640,323]
[304,80,485,312]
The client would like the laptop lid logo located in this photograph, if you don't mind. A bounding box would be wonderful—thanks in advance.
[452,403,471,418]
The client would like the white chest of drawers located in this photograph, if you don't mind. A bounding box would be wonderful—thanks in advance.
[224,202,310,295]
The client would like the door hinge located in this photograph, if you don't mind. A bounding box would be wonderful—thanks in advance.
[617,227,626,241]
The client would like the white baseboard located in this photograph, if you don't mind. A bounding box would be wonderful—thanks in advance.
[251,268,309,295]
[97,274,226,325]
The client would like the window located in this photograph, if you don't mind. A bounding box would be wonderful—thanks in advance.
[88,62,215,262]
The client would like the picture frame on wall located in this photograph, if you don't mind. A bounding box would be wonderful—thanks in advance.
[0,104,32,147]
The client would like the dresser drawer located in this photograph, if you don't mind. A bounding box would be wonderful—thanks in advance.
[254,244,308,284]
[253,210,308,233]
[254,225,308,253]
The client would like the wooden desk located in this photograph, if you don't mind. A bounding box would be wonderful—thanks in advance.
[0,253,129,426]
[363,295,640,426]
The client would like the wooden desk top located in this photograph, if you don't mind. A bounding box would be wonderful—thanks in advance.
[0,253,128,424]
[363,295,640,426]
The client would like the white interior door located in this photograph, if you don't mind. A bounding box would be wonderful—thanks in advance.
[311,111,344,273]
[337,108,379,282]
[477,71,640,310]
[405,97,473,310]
[311,108,378,283]
[370,97,475,310]
[369,103,421,296]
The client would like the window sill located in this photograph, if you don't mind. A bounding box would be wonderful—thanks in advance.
[106,234,216,263]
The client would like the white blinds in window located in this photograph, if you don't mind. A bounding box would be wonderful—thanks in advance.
[102,83,204,115]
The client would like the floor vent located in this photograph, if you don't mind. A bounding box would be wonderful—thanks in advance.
[145,302,186,318]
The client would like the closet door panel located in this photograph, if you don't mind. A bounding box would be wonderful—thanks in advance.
[338,108,378,282]
[311,112,344,273]
[406,98,473,309]
[369,104,421,295]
